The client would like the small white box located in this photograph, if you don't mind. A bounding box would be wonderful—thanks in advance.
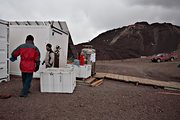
[40,67,76,93]
[73,64,92,78]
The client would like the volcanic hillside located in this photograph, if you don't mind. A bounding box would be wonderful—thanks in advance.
[76,22,180,60]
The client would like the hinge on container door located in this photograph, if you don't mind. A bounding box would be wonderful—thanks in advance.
[59,75,62,82]
[0,67,3,70]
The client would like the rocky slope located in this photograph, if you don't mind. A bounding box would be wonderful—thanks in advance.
[76,22,180,60]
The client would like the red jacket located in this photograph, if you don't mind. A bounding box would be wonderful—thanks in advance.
[12,43,40,73]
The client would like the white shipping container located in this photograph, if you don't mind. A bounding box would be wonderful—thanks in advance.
[0,19,9,82]
[40,67,76,93]
[9,21,69,78]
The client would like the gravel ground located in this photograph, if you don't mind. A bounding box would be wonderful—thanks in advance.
[0,75,180,120]
[0,58,180,120]
[96,58,180,82]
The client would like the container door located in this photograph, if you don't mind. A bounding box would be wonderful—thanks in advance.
[0,22,8,80]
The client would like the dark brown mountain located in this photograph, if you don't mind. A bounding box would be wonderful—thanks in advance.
[76,22,180,60]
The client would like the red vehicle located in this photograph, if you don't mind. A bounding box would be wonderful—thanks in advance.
[151,52,177,63]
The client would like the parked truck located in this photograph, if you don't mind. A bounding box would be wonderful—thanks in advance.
[151,51,177,63]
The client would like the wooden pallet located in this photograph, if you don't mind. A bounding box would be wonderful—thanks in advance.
[85,77,97,84]
[81,77,104,87]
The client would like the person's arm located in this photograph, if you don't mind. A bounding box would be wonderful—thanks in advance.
[10,45,21,62]
[49,52,54,65]
[34,47,41,72]
[42,52,47,65]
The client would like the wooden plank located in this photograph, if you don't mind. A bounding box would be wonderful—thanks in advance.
[94,73,106,79]
[85,77,96,84]
[118,75,124,80]
[90,79,103,87]
[96,72,180,90]
[95,81,103,87]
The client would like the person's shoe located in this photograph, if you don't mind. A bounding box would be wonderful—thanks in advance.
[177,64,180,68]
[19,95,27,97]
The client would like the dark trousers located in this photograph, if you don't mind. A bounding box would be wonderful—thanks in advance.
[20,72,33,96]
[91,62,96,76]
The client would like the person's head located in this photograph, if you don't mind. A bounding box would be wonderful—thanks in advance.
[26,35,34,44]
[46,43,52,51]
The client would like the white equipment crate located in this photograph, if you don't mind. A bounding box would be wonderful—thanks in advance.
[40,67,76,93]
[73,64,92,78]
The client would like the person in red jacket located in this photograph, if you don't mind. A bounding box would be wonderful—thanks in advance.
[10,35,40,97]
